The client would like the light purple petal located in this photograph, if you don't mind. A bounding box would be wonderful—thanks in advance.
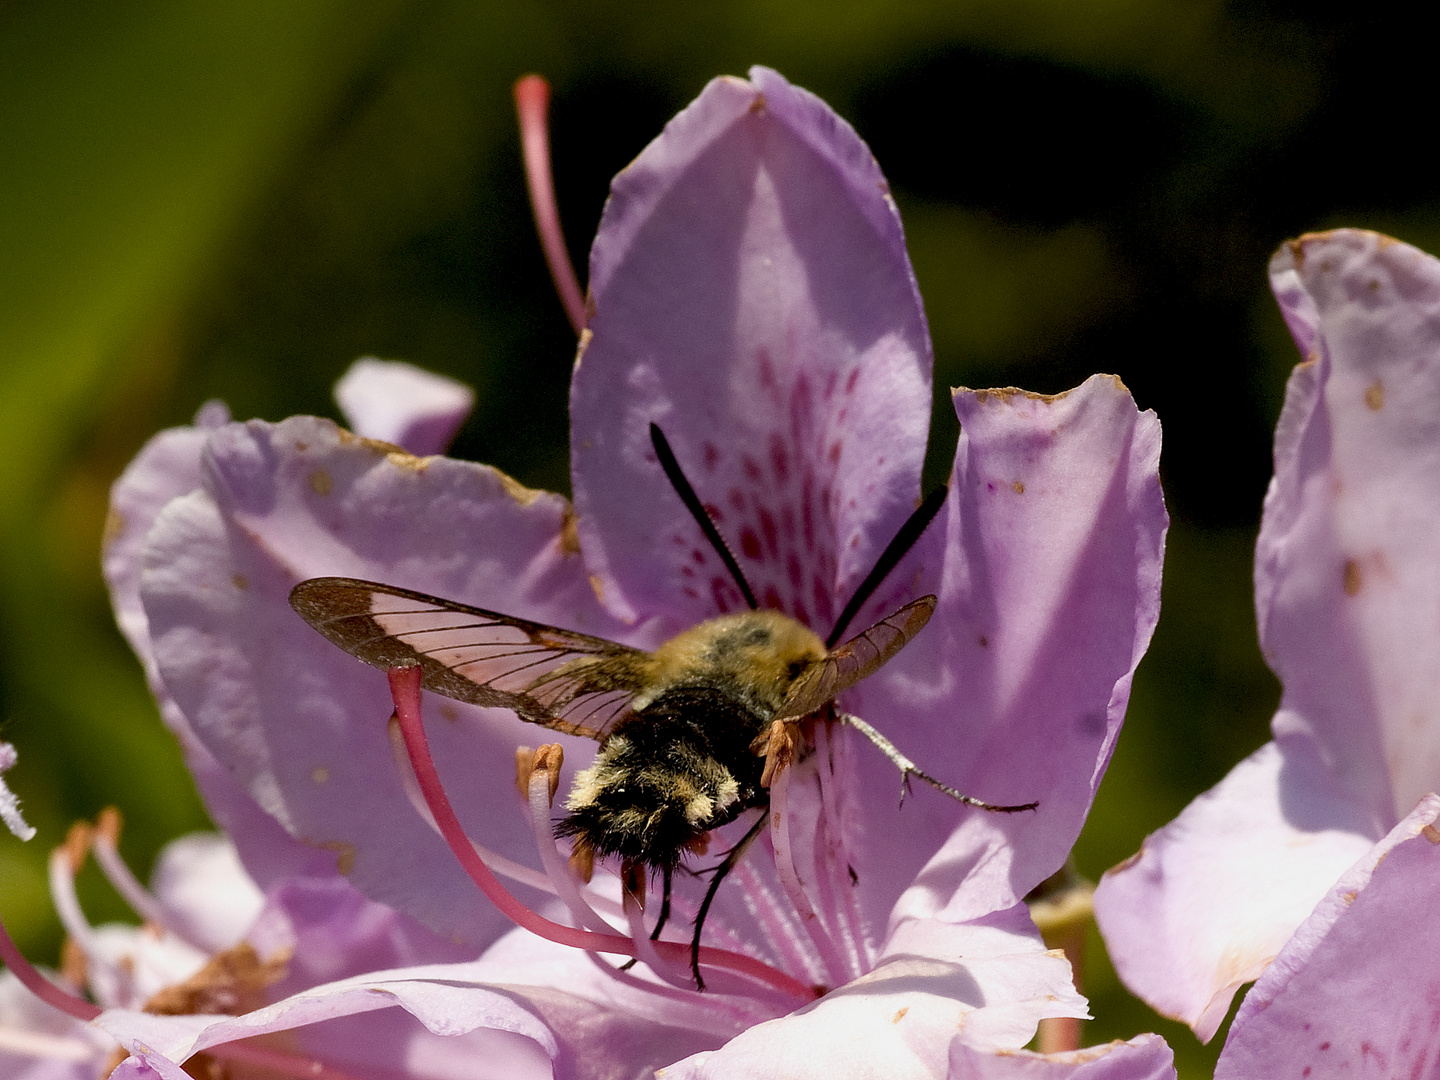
[948,1035,1177,1080]
[1,972,106,1080]
[260,879,553,1080]
[141,415,633,946]
[1216,794,1440,1079]
[334,357,475,457]
[248,876,473,990]
[661,905,1085,1080]
[1098,229,1440,1037]
[1261,229,1440,824]
[95,960,558,1067]
[572,66,931,632]
[149,835,265,954]
[845,375,1165,929]
[1092,739,1376,1040]
[103,405,336,887]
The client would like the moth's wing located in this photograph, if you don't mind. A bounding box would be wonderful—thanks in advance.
[290,577,651,739]
[777,595,937,721]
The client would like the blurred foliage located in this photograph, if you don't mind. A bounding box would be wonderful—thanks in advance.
[0,2,1433,1076]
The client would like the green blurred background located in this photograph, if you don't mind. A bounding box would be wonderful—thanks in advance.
[0,2,1429,1074]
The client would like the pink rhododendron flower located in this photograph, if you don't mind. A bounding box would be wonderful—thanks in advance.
[0,810,525,1079]
[1095,229,1440,1044]
[61,69,1172,1079]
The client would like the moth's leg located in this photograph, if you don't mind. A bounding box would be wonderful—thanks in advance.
[690,809,768,989]
[835,711,1038,813]
[650,863,674,941]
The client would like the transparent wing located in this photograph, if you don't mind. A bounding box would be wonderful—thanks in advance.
[290,577,651,739]
[777,595,937,721]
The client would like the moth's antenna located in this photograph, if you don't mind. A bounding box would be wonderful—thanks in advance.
[827,486,947,648]
[650,423,758,610]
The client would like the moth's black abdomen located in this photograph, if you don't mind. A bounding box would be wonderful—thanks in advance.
[557,683,770,871]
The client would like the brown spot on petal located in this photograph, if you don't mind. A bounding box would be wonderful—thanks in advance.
[308,468,333,496]
[1365,380,1384,410]
[749,92,767,114]
[589,573,606,603]
[1012,480,1025,494]
[1423,824,1440,844]
[559,507,581,556]
[232,574,248,591]
[310,767,328,784]
[439,703,460,723]
[144,942,290,1017]
[1343,559,1363,596]
[1341,890,1358,905]
[892,1007,909,1024]
[319,840,356,875]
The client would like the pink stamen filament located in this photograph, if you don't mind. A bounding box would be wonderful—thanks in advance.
[513,74,587,336]
[0,910,100,1022]
[524,759,619,935]
[811,721,870,977]
[733,859,823,986]
[386,665,815,1002]
[620,889,697,993]
[385,717,593,904]
[768,765,850,987]
[47,844,103,968]
[91,808,185,946]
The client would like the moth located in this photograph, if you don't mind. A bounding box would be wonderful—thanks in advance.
[290,425,1034,986]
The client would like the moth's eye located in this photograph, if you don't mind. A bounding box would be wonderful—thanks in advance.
[786,658,809,681]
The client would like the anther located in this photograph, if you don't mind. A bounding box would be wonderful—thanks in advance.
[531,744,564,806]
[61,821,93,875]
[756,720,799,789]
[569,838,595,884]
[96,806,122,845]
[515,745,535,798]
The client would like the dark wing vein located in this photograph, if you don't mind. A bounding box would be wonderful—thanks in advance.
[290,576,651,739]
[777,595,937,721]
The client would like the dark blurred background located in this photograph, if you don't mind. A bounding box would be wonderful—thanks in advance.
[1,3,1431,1075]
